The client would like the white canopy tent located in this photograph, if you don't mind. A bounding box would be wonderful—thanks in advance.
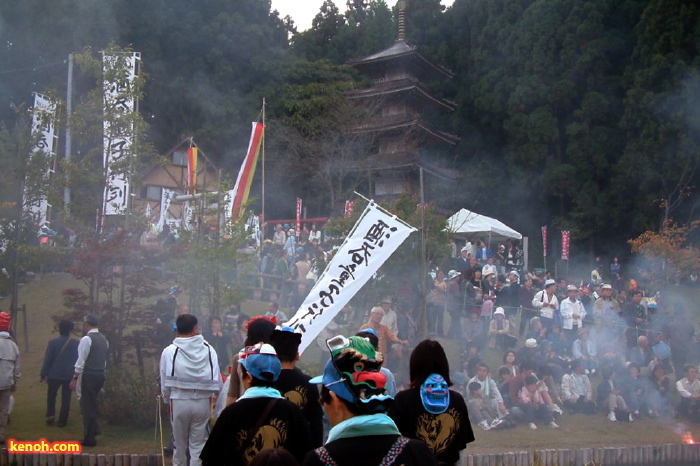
[446,208,522,243]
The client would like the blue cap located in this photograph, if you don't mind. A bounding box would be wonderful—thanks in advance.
[360,328,377,337]
[239,343,282,382]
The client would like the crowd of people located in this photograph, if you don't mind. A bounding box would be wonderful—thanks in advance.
[427,240,700,432]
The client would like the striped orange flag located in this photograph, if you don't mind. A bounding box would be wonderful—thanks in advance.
[187,146,198,193]
[231,122,264,219]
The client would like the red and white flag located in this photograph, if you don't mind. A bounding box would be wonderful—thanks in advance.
[542,225,548,257]
[344,200,355,218]
[561,231,570,261]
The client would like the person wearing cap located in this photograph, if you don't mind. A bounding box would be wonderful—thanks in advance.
[488,308,514,350]
[481,257,497,281]
[40,319,79,427]
[388,340,474,465]
[356,330,397,397]
[305,336,437,465]
[593,283,620,325]
[69,314,109,447]
[270,327,323,447]
[532,279,559,332]
[559,285,586,345]
[378,296,398,336]
[202,342,311,466]
[160,314,222,466]
[454,246,471,273]
[498,270,521,319]
[359,307,407,363]
[0,312,19,444]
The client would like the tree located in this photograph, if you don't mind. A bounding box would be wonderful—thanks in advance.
[629,221,700,286]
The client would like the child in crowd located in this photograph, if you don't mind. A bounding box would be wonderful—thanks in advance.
[467,382,504,431]
[518,375,559,430]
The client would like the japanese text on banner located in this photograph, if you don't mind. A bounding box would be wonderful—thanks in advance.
[286,203,416,353]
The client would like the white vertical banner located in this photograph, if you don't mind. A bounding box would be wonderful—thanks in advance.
[296,198,302,235]
[158,188,176,231]
[26,93,57,225]
[103,52,140,216]
[287,202,416,353]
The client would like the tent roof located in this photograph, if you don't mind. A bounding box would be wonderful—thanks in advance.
[446,208,522,241]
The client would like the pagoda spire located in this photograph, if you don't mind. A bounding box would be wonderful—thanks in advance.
[397,0,406,41]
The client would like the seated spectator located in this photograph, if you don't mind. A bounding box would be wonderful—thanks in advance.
[462,311,486,350]
[507,360,538,422]
[647,363,674,418]
[497,367,513,408]
[536,364,564,416]
[468,363,509,419]
[539,340,567,384]
[518,375,559,429]
[628,336,653,375]
[572,328,598,375]
[516,339,540,367]
[466,382,505,431]
[463,344,483,380]
[561,360,596,414]
[618,363,647,419]
[528,317,548,343]
[676,364,700,423]
[597,366,632,422]
[548,323,569,356]
[499,351,519,378]
[488,308,516,349]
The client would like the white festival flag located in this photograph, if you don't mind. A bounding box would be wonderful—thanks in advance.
[26,93,57,225]
[158,188,176,231]
[103,52,140,215]
[287,202,416,353]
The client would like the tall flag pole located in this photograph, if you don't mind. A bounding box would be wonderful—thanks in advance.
[226,122,264,222]
[261,99,266,230]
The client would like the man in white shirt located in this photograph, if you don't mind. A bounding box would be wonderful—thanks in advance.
[160,314,222,466]
[532,279,559,331]
[379,297,398,336]
[676,364,700,423]
[559,285,586,344]
[482,257,497,280]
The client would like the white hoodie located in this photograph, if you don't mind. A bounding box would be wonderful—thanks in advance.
[160,334,222,400]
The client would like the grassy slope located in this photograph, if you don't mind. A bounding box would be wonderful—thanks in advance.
[4,273,700,455]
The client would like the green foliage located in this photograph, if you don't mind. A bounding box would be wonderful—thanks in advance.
[98,365,159,427]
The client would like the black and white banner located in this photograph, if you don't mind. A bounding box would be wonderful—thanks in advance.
[286,202,416,353]
[26,93,57,225]
[103,52,140,215]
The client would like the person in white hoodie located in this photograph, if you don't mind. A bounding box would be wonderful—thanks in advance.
[160,314,222,466]
[0,312,19,444]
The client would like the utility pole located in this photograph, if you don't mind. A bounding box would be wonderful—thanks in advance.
[64,53,73,208]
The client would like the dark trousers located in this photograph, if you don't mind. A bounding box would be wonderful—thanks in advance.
[46,379,72,425]
[80,373,105,444]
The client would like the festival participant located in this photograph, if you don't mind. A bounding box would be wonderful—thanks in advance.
[160,315,222,466]
[40,319,79,427]
[226,316,277,405]
[356,330,397,397]
[70,315,108,447]
[202,343,311,465]
[0,312,19,444]
[378,297,398,336]
[427,270,448,336]
[676,364,700,423]
[507,360,537,422]
[488,308,516,349]
[270,327,323,448]
[561,360,596,415]
[389,340,475,465]
[304,336,436,466]
[572,328,598,374]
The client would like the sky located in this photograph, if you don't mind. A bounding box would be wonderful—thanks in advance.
[271,0,455,32]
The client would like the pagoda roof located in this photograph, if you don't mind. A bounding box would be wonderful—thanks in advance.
[345,150,461,181]
[345,78,455,112]
[352,114,460,146]
[347,41,453,81]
